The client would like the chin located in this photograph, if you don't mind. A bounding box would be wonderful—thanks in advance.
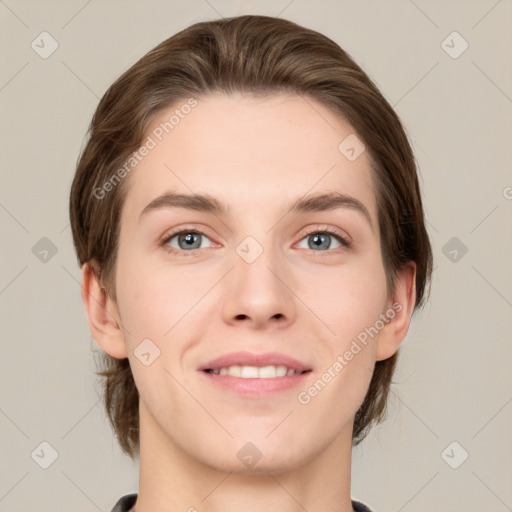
[194,435,315,476]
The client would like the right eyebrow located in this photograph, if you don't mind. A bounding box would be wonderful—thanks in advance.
[138,192,228,223]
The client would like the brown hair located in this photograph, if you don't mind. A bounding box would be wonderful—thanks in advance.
[69,14,432,460]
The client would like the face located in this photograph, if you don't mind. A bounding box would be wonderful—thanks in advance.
[111,92,394,472]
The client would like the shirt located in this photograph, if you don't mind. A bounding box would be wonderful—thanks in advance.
[110,493,375,511]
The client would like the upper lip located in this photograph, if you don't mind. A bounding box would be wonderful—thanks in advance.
[198,351,312,372]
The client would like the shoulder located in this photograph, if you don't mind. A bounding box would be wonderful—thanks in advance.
[352,499,375,512]
[110,493,137,512]
[111,494,374,512]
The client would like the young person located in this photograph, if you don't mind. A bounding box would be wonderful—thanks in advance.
[69,15,432,512]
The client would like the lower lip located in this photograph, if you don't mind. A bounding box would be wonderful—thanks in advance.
[200,370,312,397]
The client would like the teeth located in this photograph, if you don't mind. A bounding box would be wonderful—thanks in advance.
[209,365,303,378]
[241,365,258,378]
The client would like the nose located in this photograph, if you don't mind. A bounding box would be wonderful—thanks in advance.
[220,242,297,330]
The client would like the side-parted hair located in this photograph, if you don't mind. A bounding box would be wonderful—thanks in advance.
[69,14,433,459]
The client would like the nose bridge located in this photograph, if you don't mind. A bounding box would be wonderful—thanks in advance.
[221,229,296,325]
[236,234,279,287]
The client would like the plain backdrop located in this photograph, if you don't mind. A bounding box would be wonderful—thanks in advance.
[0,1,511,511]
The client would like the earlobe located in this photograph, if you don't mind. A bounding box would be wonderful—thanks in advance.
[80,261,128,359]
[375,262,417,361]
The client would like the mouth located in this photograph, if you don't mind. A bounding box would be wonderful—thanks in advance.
[198,351,312,375]
[203,366,312,378]
[198,352,313,397]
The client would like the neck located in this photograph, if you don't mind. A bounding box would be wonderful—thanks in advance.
[131,401,355,512]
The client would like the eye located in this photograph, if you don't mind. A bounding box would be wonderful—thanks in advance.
[161,229,214,256]
[296,228,351,253]
[160,226,351,257]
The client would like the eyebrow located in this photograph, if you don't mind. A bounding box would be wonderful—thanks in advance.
[138,190,374,232]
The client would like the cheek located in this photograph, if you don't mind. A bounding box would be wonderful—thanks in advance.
[115,249,198,335]
[300,256,388,340]
[298,268,385,419]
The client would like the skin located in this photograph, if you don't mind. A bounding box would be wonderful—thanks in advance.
[81,92,416,512]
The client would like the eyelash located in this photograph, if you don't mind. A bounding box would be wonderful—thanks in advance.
[160,225,351,257]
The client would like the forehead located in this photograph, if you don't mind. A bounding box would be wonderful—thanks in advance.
[121,92,377,225]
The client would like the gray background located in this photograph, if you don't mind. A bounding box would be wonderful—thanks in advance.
[1,0,511,511]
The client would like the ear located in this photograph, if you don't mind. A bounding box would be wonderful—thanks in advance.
[375,262,417,361]
[80,261,128,359]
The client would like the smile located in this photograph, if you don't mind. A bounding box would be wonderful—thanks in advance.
[204,365,310,379]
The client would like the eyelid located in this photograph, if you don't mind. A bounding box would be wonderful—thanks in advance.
[159,224,217,248]
[297,224,352,246]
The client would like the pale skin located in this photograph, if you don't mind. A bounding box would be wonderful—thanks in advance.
[81,92,416,512]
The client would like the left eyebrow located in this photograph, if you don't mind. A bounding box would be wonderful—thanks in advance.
[138,190,375,233]
[288,192,374,233]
